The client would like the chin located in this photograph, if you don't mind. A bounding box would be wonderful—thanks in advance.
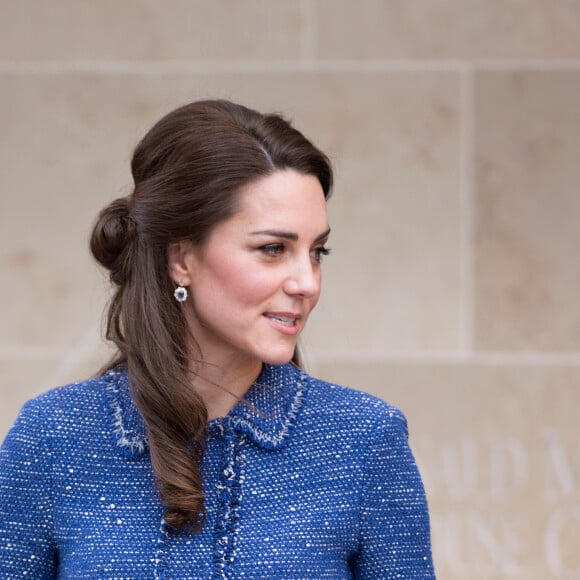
[259,349,295,367]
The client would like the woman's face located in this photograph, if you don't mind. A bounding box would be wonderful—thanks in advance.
[171,169,330,369]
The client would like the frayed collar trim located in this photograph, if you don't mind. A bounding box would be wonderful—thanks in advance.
[105,368,148,458]
[104,364,308,457]
[221,363,307,450]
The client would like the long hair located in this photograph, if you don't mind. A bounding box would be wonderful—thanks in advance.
[90,100,333,531]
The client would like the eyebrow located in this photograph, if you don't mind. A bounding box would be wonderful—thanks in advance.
[250,228,331,242]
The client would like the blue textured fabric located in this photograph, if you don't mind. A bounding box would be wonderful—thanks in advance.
[0,363,435,579]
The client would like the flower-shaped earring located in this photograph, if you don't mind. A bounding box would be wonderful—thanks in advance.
[174,285,188,303]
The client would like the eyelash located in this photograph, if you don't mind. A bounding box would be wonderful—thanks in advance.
[313,246,331,263]
[259,244,332,263]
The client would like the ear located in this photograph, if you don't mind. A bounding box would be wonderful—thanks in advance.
[167,241,195,286]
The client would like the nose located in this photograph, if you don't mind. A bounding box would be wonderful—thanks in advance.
[283,255,320,298]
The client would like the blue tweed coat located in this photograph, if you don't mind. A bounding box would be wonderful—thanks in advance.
[0,363,435,579]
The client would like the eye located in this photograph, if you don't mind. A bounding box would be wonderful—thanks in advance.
[311,246,331,263]
[259,243,285,258]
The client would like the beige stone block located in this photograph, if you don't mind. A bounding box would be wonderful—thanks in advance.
[297,73,462,352]
[1,72,461,356]
[0,0,303,60]
[474,71,580,351]
[317,0,580,59]
[0,76,140,348]
[316,359,580,580]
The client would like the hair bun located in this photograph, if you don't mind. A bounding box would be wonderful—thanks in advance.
[90,197,137,285]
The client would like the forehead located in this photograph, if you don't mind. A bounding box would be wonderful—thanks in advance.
[235,169,327,224]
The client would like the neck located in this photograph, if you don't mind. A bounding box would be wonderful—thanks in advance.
[190,355,263,420]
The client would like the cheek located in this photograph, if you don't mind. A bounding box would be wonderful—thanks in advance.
[211,260,280,304]
[238,272,280,304]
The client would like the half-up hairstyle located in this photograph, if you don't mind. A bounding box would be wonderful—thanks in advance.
[90,100,333,531]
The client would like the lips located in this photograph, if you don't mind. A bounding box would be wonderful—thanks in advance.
[263,313,300,327]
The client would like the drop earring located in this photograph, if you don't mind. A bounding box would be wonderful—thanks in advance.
[174,285,188,303]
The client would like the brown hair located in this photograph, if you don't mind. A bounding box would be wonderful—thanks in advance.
[90,100,333,531]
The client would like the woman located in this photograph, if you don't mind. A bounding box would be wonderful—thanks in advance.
[0,100,435,578]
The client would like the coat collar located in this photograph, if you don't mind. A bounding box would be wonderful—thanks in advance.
[104,363,309,458]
